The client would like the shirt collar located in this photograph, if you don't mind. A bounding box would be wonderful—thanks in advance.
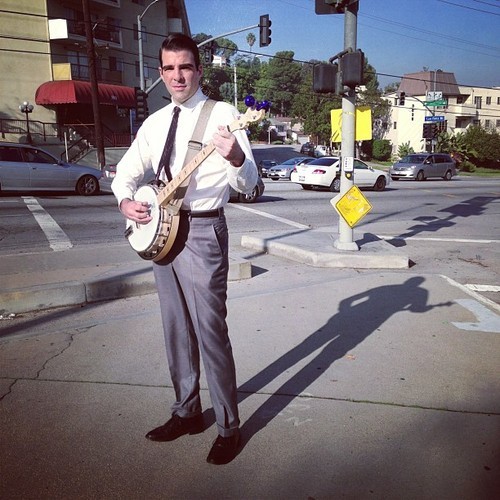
[173,88,206,113]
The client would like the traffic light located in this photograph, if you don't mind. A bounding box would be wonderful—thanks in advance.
[203,46,214,65]
[399,92,405,106]
[315,0,359,14]
[134,87,149,122]
[340,50,364,87]
[422,123,432,139]
[259,14,272,47]
[313,63,339,93]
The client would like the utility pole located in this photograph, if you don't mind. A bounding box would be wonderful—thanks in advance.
[82,0,105,168]
[334,1,359,251]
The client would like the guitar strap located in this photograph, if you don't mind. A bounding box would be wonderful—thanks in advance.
[162,99,216,214]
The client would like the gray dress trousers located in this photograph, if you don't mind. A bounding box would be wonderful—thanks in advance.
[152,211,239,438]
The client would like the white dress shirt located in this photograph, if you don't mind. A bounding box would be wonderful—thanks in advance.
[112,88,258,211]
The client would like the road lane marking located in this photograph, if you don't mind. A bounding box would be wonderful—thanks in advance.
[452,299,500,333]
[442,275,500,313]
[465,284,500,293]
[23,197,73,251]
[376,235,499,244]
[231,204,310,230]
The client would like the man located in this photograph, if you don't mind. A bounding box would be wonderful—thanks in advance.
[111,33,257,465]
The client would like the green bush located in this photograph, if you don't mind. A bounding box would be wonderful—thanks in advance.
[372,139,392,161]
[397,141,414,158]
[460,160,476,173]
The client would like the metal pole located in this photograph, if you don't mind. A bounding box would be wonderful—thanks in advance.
[82,0,105,168]
[138,15,145,91]
[233,65,238,108]
[138,0,162,91]
[334,1,359,251]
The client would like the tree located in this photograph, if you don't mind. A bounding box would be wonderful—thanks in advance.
[463,125,500,169]
[258,51,302,116]
[246,33,256,53]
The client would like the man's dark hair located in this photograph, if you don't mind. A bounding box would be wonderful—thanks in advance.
[158,33,201,68]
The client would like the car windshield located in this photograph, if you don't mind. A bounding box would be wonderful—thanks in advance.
[281,158,302,165]
[400,155,427,163]
[308,157,339,166]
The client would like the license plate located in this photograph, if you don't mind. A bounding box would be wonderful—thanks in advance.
[299,176,305,182]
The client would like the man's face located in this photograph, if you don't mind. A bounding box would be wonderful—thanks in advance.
[159,49,202,104]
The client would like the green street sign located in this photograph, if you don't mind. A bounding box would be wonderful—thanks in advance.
[424,99,447,107]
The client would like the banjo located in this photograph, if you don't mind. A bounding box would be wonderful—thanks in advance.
[124,99,269,262]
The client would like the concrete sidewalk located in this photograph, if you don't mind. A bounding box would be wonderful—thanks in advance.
[1,260,499,498]
[0,230,408,315]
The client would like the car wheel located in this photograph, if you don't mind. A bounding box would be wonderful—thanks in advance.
[238,187,258,203]
[374,176,387,191]
[330,177,341,192]
[443,169,452,180]
[416,170,425,181]
[301,184,313,190]
[76,175,100,196]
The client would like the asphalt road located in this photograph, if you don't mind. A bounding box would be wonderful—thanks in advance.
[0,145,498,303]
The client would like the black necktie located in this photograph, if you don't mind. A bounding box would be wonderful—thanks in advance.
[156,106,180,183]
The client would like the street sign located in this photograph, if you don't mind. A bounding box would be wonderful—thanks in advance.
[424,99,447,107]
[425,115,445,122]
[426,91,443,101]
[334,185,372,228]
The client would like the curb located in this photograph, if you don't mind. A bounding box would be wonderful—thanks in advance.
[241,230,410,269]
[0,257,252,315]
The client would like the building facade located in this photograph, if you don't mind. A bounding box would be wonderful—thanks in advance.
[383,70,500,156]
[0,0,190,149]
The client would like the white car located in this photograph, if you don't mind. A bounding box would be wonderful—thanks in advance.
[290,156,390,192]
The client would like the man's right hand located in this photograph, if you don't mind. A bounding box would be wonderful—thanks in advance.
[120,198,153,224]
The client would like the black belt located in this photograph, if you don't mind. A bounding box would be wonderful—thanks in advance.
[180,207,224,218]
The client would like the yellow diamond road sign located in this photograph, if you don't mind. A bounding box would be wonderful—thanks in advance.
[334,185,372,228]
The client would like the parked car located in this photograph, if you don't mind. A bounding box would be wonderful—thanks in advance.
[390,153,457,181]
[229,176,265,203]
[267,157,314,180]
[291,156,390,192]
[300,142,315,156]
[0,142,101,195]
[258,159,277,178]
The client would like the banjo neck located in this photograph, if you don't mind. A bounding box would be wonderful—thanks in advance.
[155,105,266,208]
[156,141,216,208]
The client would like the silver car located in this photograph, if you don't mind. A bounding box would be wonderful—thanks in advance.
[390,153,457,181]
[0,143,101,195]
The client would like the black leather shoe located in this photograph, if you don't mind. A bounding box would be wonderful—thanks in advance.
[206,430,241,465]
[145,414,204,442]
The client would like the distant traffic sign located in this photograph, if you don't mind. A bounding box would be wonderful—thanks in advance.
[424,99,447,107]
[425,115,445,122]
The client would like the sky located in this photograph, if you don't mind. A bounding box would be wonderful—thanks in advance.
[184,0,500,90]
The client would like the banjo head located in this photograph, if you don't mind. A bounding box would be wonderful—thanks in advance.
[126,184,162,253]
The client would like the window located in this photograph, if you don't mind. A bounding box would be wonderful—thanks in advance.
[456,96,465,104]
[485,120,491,129]
[0,147,23,162]
[486,96,491,105]
[393,122,397,130]
[474,96,482,109]
[109,57,123,72]
[23,149,56,164]
[496,119,500,128]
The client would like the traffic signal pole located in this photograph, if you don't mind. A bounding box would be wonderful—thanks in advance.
[334,1,359,251]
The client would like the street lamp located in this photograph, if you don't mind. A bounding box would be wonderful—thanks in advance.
[19,101,34,144]
[138,0,163,91]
